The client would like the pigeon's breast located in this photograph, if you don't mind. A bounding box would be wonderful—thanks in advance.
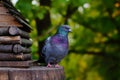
[51,36,68,49]
[50,36,68,56]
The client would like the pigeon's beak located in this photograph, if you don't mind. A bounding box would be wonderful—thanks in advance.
[68,29,72,32]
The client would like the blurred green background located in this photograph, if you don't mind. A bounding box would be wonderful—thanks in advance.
[12,0,120,80]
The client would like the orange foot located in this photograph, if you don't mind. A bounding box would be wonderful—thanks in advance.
[47,63,52,67]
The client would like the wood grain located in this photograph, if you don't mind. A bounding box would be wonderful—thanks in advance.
[0,70,8,80]
[0,53,31,61]
[0,36,20,44]
[0,27,30,38]
[0,6,9,14]
[0,66,65,80]
[0,36,32,46]
[0,44,31,53]
[0,21,22,27]
[0,61,32,67]
[0,14,15,21]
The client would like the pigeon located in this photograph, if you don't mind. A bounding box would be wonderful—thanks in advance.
[42,25,71,67]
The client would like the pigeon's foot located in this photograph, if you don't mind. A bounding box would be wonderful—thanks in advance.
[55,64,61,68]
[47,63,52,67]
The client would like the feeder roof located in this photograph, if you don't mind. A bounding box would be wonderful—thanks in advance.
[0,0,32,32]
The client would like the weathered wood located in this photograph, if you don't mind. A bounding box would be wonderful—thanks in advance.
[0,36,32,46]
[0,14,15,21]
[0,44,13,52]
[0,20,22,27]
[9,27,30,38]
[0,67,65,80]
[0,36,20,44]
[0,6,9,14]
[13,15,32,30]
[1,1,32,32]
[9,70,32,80]
[31,67,65,80]
[0,70,8,80]
[1,0,28,24]
[0,2,23,27]
[0,27,30,38]
[0,27,9,35]
[0,53,31,61]
[0,44,31,53]
[0,61,32,67]
[1,0,13,6]
[21,38,32,47]
[13,44,31,53]
[9,9,29,24]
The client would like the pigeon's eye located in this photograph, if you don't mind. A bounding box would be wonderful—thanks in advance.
[64,27,69,30]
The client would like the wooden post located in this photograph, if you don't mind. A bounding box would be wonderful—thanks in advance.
[0,67,65,80]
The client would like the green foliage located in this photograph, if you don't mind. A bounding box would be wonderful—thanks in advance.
[16,0,33,20]
[14,0,120,80]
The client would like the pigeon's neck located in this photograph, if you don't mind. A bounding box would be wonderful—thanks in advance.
[56,31,68,37]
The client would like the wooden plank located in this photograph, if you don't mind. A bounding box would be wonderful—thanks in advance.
[31,69,49,80]
[0,27,9,35]
[0,61,32,67]
[21,38,32,47]
[0,66,65,80]
[0,1,32,32]
[0,36,32,46]
[0,36,20,44]
[0,44,13,52]
[0,27,30,38]
[13,44,31,53]
[31,67,65,80]
[0,6,9,14]
[14,15,32,30]
[0,14,15,21]
[0,21,22,27]
[9,27,30,38]
[0,44,31,53]
[9,70,32,80]
[0,53,31,61]
[8,9,29,24]
[0,70,8,80]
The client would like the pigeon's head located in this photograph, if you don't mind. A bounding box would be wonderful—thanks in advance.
[57,25,71,36]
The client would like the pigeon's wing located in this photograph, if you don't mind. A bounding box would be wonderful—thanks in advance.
[42,36,51,56]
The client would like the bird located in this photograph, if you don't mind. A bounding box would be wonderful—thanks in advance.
[42,25,71,67]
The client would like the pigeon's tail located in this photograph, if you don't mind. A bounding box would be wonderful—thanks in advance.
[38,56,45,63]
[37,51,45,63]
[32,56,45,66]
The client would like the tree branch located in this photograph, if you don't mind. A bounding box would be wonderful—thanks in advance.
[35,0,51,60]
[64,3,78,24]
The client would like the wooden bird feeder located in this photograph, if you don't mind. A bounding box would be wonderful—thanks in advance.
[0,0,65,80]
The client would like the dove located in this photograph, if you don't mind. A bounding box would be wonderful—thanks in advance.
[42,25,71,67]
